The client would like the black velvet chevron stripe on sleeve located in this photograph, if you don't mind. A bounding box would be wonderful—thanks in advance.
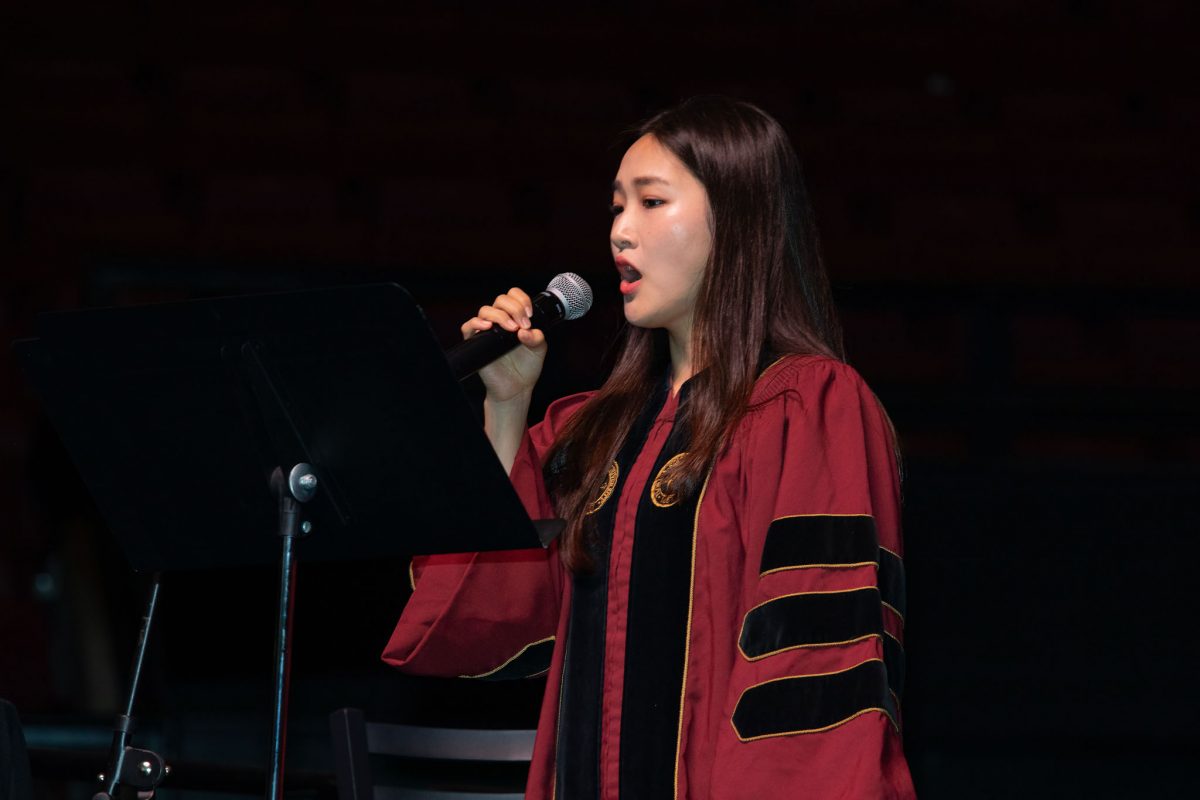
[882,632,906,699]
[878,548,907,620]
[731,659,897,740]
[759,515,879,575]
[739,588,882,659]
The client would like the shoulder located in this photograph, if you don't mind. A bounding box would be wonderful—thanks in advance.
[728,356,900,496]
[529,390,597,452]
[542,390,597,428]
[747,353,875,409]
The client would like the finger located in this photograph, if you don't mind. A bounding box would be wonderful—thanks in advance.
[478,305,520,331]
[493,295,530,329]
[508,287,535,320]
[517,327,547,350]
[461,317,494,339]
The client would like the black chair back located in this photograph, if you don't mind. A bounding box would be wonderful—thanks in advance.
[329,708,535,800]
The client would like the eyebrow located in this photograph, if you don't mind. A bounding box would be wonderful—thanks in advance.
[611,176,671,192]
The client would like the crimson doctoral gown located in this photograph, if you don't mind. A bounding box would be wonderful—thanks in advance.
[383,355,916,799]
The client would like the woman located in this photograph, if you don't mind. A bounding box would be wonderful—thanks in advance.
[384,96,915,799]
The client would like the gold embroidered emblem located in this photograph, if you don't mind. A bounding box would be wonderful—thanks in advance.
[586,461,619,515]
[651,452,688,508]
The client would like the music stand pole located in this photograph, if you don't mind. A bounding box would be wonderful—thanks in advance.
[266,464,316,800]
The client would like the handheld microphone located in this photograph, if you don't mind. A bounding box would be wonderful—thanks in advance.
[445,273,594,380]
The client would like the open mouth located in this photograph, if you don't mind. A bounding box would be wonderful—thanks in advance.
[616,260,642,296]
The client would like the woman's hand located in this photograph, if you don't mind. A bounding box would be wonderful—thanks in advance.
[464,288,547,473]
[461,287,548,403]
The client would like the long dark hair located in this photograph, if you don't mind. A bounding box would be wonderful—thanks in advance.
[546,96,844,572]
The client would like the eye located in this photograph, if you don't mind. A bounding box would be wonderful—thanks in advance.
[609,203,624,217]
[642,198,665,209]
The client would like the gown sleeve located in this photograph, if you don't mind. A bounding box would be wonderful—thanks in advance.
[710,357,914,799]
[381,392,593,680]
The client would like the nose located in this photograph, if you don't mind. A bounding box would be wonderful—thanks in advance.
[611,213,635,252]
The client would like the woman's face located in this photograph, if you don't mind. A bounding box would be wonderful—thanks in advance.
[610,134,712,339]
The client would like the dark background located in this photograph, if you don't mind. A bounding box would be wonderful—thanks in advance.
[2,1,1197,797]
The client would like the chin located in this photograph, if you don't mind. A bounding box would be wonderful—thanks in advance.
[625,303,674,329]
[622,306,654,329]
[624,317,665,332]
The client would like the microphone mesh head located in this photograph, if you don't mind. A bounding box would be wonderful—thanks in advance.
[547,272,594,321]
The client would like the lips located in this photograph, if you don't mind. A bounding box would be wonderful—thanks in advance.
[616,260,642,282]
[616,261,642,296]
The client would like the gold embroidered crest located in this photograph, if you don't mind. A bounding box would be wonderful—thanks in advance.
[586,461,619,515]
[650,452,688,508]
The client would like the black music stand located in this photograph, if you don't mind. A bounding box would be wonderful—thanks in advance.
[14,284,547,800]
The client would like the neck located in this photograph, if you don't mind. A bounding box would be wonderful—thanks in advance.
[667,326,693,396]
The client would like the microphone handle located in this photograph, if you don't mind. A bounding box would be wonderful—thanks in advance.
[446,291,565,381]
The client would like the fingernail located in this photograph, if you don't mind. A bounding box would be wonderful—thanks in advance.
[521,317,531,329]
[525,305,533,318]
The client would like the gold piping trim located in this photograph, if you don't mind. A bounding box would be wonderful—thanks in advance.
[760,514,877,575]
[770,512,874,521]
[672,467,712,800]
[882,601,905,625]
[760,560,878,577]
[551,658,567,800]
[737,587,881,662]
[407,559,416,591]
[651,452,688,508]
[458,635,555,679]
[735,657,882,694]
[730,657,899,741]
[585,461,619,515]
[743,586,879,616]
[884,629,904,649]
[732,706,897,742]
[758,355,790,379]
[879,545,902,560]
[740,634,881,662]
